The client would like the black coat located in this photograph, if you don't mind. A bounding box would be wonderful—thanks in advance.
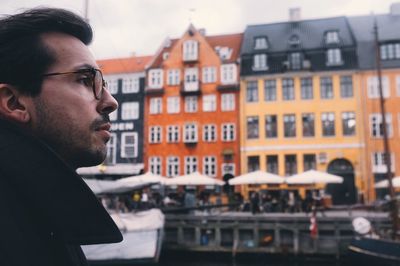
[0,120,122,266]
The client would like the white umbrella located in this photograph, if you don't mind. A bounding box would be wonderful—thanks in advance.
[286,170,343,184]
[374,176,400,188]
[117,172,168,185]
[164,172,225,186]
[228,170,285,185]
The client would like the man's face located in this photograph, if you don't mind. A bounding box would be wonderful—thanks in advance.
[28,32,118,169]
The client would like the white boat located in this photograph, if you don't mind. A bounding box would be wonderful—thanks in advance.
[81,179,165,264]
[82,208,164,264]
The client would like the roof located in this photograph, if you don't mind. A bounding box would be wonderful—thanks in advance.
[241,16,355,54]
[348,13,400,69]
[97,55,153,74]
[206,33,243,63]
[147,27,243,69]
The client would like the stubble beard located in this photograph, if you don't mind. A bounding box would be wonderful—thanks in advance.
[32,97,108,169]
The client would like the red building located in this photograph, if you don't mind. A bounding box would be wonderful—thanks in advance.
[144,24,243,187]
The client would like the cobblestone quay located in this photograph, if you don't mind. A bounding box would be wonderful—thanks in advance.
[163,210,390,257]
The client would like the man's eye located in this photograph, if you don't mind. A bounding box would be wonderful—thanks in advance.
[77,76,92,87]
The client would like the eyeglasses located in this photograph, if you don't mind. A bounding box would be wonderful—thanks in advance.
[42,68,107,100]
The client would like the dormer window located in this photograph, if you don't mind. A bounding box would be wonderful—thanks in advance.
[253,54,268,71]
[288,35,301,49]
[254,37,268,50]
[325,31,339,44]
[326,48,343,66]
[289,52,302,70]
[183,40,198,61]
[215,46,233,60]
[380,42,400,60]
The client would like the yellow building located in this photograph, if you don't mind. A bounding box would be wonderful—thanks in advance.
[239,15,365,204]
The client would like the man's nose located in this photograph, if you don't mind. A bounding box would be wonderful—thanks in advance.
[97,89,118,114]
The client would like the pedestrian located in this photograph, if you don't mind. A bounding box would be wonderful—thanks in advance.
[250,191,260,214]
[0,8,121,266]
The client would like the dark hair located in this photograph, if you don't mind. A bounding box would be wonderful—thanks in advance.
[0,7,93,96]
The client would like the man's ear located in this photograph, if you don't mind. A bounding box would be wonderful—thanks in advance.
[0,84,31,123]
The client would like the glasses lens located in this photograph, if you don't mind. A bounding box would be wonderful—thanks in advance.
[94,69,103,99]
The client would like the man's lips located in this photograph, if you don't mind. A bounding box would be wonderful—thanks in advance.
[95,123,111,141]
[96,123,111,131]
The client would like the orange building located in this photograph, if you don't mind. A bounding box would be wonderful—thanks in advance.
[349,11,400,201]
[144,25,243,187]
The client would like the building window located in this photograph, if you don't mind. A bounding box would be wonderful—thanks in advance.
[203,156,217,177]
[253,54,268,70]
[167,96,180,114]
[183,40,198,61]
[325,31,339,44]
[370,113,393,138]
[203,124,217,142]
[121,102,139,120]
[149,126,162,143]
[148,69,163,89]
[167,125,179,143]
[121,77,139,93]
[109,110,117,121]
[285,154,297,176]
[367,76,390,98]
[247,156,260,172]
[149,156,161,175]
[247,116,259,139]
[284,114,296,137]
[380,43,400,60]
[372,152,395,173]
[203,94,216,112]
[302,113,315,137]
[184,156,198,174]
[264,79,277,101]
[185,96,198,113]
[222,123,235,141]
[184,67,199,92]
[254,37,268,49]
[342,112,356,136]
[121,132,138,158]
[326,48,342,66]
[104,133,116,165]
[246,81,258,102]
[167,69,180,85]
[303,154,316,171]
[289,52,302,70]
[322,112,335,136]
[184,123,198,143]
[221,93,235,111]
[340,76,353,98]
[265,115,277,138]
[149,97,162,114]
[282,78,295,100]
[221,64,237,84]
[301,77,313,100]
[266,155,278,174]
[202,66,217,83]
[107,78,118,94]
[320,77,333,99]
[167,156,180,177]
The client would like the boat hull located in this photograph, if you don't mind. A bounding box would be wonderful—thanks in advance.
[348,237,400,265]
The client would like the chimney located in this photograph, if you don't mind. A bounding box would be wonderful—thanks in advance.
[289,7,301,22]
[198,28,206,36]
[390,3,400,16]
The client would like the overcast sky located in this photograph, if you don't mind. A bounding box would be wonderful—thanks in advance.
[1,0,398,59]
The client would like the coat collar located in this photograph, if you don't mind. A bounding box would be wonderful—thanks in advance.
[0,119,122,245]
